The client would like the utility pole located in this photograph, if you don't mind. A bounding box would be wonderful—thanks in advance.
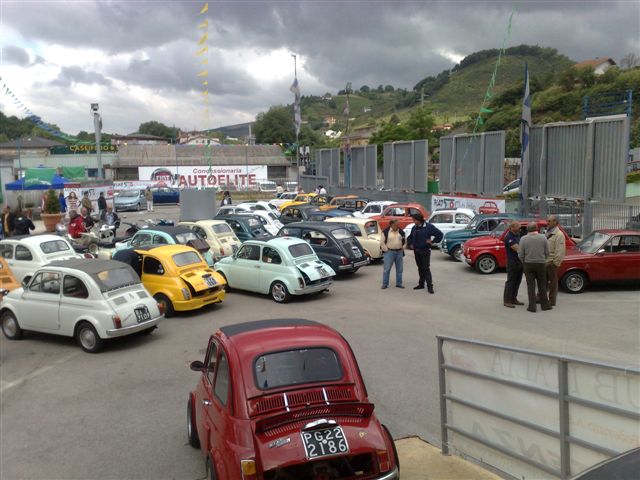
[91,103,103,179]
[421,86,424,107]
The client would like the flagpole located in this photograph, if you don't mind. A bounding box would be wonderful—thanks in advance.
[292,54,300,188]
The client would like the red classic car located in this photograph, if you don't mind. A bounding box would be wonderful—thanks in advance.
[478,201,499,215]
[188,319,399,480]
[371,203,429,231]
[463,219,575,274]
[558,229,640,293]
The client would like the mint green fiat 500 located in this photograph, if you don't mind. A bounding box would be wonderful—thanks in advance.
[215,237,335,303]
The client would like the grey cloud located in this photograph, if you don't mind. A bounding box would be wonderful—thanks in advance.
[2,45,30,66]
[50,66,113,87]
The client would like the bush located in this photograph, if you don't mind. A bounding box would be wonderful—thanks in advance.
[43,189,61,214]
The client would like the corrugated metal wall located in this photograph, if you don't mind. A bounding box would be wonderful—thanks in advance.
[482,132,506,195]
[315,148,341,187]
[382,140,429,191]
[299,174,329,193]
[546,122,589,198]
[439,136,453,193]
[350,145,377,189]
[592,116,630,201]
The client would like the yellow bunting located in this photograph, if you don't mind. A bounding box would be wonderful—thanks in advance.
[197,70,208,77]
[198,33,208,45]
[202,80,208,86]
[202,90,209,96]
[196,46,208,56]
[198,19,208,29]
[200,3,208,14]
[200,58,208,65]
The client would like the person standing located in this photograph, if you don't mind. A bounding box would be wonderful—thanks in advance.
[81,207,94,230]
[97,192,107,221]
[13,210,35,236]
[1,206,15,238]
[545,215,566,307]
[380,219,405,289]
[220,191,232,206]
[145,187,154,212]
[59,192,67,214]
[518,222,551,313]
[81,192,92,213]
[407,213,443,294]
[319,185,327,195]
[503,221,524,308]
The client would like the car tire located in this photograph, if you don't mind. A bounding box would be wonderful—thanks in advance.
[205,458,216,480]
[136,202,141,211]
[154,293,175,318]
[270,281,291,303]
[452,246,464,262]
[561,271,587,294]
[187,397,200,448]
[75,321,104,353]
[475,254,497,274]
[1,310,24,340]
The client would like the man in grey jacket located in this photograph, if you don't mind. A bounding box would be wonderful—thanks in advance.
[518,222,551,312]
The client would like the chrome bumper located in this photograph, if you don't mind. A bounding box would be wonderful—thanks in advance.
[294,280,332,295]
[375,467,399,480]
[106,315,163,337]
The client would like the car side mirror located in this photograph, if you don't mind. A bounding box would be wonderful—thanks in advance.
[190,360,205,372]
[596,249,606,256]
[21,276,31,289]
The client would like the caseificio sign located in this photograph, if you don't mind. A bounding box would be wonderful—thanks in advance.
[138,165,268,188]
[50,144,118,154]
[431,194,506,214]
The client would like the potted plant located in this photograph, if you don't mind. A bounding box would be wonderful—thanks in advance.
[40,189,63,232]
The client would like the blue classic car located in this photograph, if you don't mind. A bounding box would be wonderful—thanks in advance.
[112,226,215,266]
[215,237,335,303]
[441,214,515,261]
[151,187,180,204]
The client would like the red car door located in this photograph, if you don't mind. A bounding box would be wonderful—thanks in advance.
[208,347,234,479]
[605,235,640,280]
[195,339,218,452]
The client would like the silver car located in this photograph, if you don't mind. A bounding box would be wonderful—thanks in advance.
[114,189,145,211]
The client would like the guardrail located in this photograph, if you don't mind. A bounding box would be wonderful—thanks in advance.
[438,336,639,479]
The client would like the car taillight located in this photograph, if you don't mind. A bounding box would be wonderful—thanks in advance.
[157,302,165,315]
[298,277,304,288]
[181,288,191,300]
[240,459,257,480]
[341,256,350,265]
[219,247,225,256]
[377,449,391,473]
[112,315,122,329]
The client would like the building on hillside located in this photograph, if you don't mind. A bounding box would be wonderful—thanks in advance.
[431,123,454,133]
[574,57,616,75]
[179,134,221,146]
[324,115,337,127]
[110,133,168,145]
[346,125,376,147]
[324,130,342,139]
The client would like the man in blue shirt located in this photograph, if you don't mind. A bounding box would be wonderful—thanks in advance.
[503,221,524,308]
[407,213,443,294]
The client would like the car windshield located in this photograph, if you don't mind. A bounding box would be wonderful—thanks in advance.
[254,347,342,390]
[247,218,261,228]
[175,232,199,244]
[94,267,139,292]
[212,224,232,234]
[40,239,71,254]
[330,228,353,240]
[288,242,314,257]
[491,222,508,237]
[118,190,139,198]
[172,251,202,267]
[577,232,612,254]
[466,216,481,230]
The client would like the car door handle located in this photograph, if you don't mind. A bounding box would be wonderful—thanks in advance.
[255,265,261,269]
[202,399,212,406]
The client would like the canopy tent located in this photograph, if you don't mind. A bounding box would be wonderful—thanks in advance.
[5,174,72,190]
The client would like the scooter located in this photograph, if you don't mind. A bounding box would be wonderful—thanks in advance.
[55,220,100,256]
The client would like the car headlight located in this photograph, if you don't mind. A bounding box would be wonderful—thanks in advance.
[181,288,191,300]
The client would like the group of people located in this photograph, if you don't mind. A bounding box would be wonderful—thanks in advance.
[503,216,566,312]
[379,213,443,294]
[313,185,328,195]
[1,206,35,237]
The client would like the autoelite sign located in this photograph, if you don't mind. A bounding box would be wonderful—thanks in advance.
[138,166,268,188]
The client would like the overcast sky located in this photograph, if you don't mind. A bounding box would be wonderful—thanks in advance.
[0,0,638,136]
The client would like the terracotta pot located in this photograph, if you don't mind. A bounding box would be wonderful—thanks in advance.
[40,213,63,232]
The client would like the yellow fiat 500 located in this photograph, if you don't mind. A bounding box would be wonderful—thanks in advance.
[112,244,225,317]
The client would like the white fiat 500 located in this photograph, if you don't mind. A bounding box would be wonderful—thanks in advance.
[0,258,163,353]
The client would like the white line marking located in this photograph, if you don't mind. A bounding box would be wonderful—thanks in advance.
[0,351,80,394]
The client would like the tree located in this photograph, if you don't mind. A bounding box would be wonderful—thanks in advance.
[359,85,370,93]
[253,106,295,144]
[405,107,435,140]
[76,131,92,141]
[138,121,179,140]
[620,53,640,69]
[384,85,395,92]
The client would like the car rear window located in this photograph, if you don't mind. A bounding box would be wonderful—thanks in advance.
[288,243,314,257]
[172,251,202,267]
[40,239,71,254]
[94,267,139,291]
[330,228,353,240]
[212,224,232,234]
[254,348,343,390]
[175,232,199,244]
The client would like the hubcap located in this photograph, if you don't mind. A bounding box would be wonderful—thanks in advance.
[567,274,584,291]
[187,403,192,436]
[453,248,464,262]
[272,284,285,301]
[479,257,495,273]
[80,327,96,349]
[3,316,17,336]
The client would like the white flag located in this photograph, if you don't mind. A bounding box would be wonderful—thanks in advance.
[290,77,301,136]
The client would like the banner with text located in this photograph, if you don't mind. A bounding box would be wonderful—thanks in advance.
[431,194,505,214]
[138,165,268,189]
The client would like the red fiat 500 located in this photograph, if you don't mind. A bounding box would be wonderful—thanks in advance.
[371,203,429,231]
[463,219,575,274]
[187,319,399,480]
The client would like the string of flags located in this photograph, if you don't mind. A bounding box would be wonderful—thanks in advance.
[196,3,213,172]
[0,76,78,143]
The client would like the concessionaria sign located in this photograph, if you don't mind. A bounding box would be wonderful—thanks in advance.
[138,165,268,188]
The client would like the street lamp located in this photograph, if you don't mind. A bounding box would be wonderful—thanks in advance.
[91,103,103,179]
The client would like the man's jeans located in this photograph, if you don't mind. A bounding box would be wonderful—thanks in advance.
[382,250,403,287]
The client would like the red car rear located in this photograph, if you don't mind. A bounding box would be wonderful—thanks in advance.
[478,201,499,215]
[371,203,429,231]
[463,219,576,274]
[188,319,399,480]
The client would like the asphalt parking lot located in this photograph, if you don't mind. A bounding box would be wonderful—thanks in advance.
[1,206,639,479]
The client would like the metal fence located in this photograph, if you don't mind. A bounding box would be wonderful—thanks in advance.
[299,174,329,194]
[383,140,428,191]
[350,145,377,189]
[438,336,640,480]
[585,202,640,232]
[315,148,341,188]
[439,131,505,195]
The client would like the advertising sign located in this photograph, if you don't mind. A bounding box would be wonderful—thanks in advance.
[431,194,505,214]
[63,184,114,212]
[138,165,268,189]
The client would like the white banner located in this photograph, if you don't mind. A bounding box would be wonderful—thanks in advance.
[64,184,114,212]
[113,180,159,190]
[431,194,506,214]
[138,165,268,189]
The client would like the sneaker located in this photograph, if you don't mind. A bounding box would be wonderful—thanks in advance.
[381,285,388,290]
[541,306,553,311]
[504,303,515,308]
[527,307,536,313]
[413,285,424,290]
[396,285,405,289]
[427,285,434,294]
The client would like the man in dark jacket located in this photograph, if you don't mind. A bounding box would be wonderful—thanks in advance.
[97,192,107,220]
[406,213,443,294]
[13,210,36,235]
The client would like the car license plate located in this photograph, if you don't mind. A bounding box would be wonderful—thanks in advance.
[319,268,330,277]
[204,276,217,288]
[134,307,151,323]
[351,246,362,258]
[301,426,349,459]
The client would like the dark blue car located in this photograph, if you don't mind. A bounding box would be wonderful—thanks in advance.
[152,187,180,204]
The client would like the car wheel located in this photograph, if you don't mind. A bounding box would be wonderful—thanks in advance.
[475,254,497,274]
[270,281,291,303]
[1,310,24,340]
[562,271,587,294]
[205,458,216,480]
[218,273,231,292]
[154,293,174,318]
[452,246,464,262]
[75,321,104,353]
[88,243,99,255]
[187,397,200,448]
